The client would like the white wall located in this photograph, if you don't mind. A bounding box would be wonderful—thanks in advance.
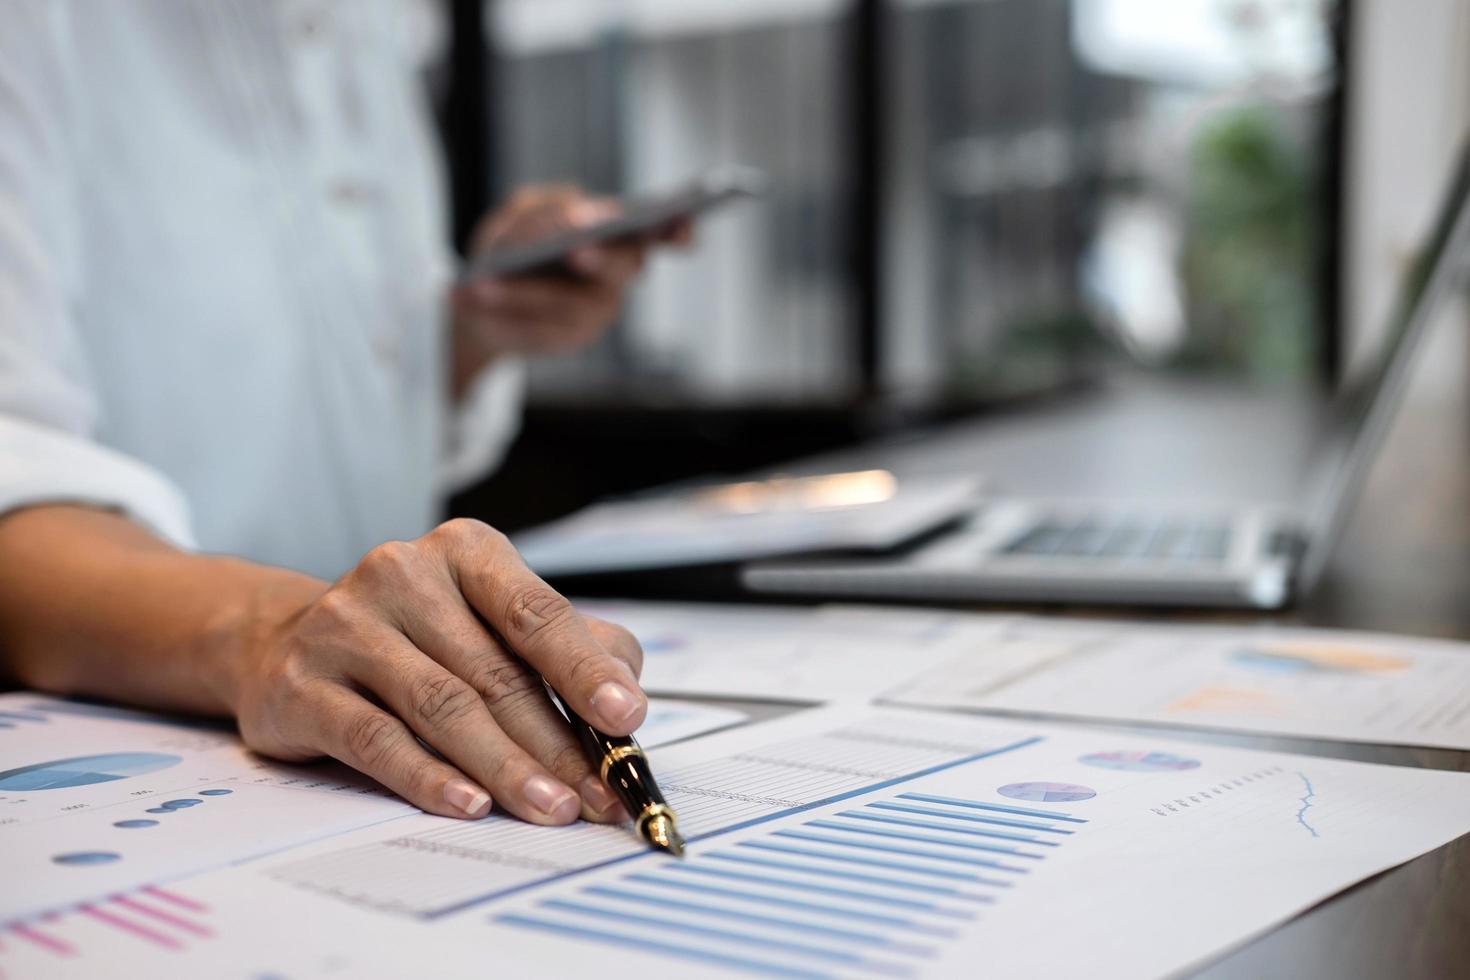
[1344,0,1470,380]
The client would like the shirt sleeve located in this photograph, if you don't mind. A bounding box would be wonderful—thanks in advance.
[439,357,527,494]
[0,4,195,546]
[379,0,526,497]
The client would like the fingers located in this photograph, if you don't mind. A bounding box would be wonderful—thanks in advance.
[474,185,671,286]
[478,186,611,250]
[345,629,585,826]
[456,184,689,365]
[319,529,645,824]
[453,275,621,355]
[437,610,637,823]
[378,581,627,824]
[661,216,696,246]
[585,617,645,679]
[436,521,649,736]
[484,674,629,824]
[473,184,587,251]
[568,239,647,284]
[307,683,495,820]
[465,276,616,324]
[236,524,655,829]
[560,198,649,284]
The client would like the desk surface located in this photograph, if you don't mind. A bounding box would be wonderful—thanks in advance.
[763,304,1470,977]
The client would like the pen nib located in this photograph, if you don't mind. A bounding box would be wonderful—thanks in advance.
[646,813,686,858]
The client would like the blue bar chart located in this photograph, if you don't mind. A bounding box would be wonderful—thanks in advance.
[264,718,1039,918]
[494,791,1089,978]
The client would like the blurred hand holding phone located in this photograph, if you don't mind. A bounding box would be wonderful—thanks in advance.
[447,167,762,392]
[460,165,766,283]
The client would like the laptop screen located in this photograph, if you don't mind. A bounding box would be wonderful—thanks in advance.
[1299,139,1470,587]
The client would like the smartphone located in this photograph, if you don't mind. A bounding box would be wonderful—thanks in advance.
[460,165,765,281]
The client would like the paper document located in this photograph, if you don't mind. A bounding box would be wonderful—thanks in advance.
[0,695,413,924]
[0,693,744,926]
[576,600,1012,701]
[7,702,1469,979]
[515,473,978,575]
[885,618,1470,749]
[637,698,751,745]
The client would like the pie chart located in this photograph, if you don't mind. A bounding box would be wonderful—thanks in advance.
[1079,750,1201,772]
[0,752,182,791]
[998,782,1097,803]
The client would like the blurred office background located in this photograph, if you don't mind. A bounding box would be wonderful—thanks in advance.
[440,0,1469,529]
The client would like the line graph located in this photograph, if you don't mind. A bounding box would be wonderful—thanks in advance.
[1295,773,1320,838]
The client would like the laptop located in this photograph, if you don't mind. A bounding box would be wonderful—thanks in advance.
[743,141,1470,610]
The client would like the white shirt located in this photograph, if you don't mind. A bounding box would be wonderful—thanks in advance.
[0,0,523,580]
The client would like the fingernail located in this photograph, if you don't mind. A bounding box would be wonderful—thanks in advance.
[444,779,491,817]
[524,774,580,821]
[590,681,643,729]
[580,774,623,818]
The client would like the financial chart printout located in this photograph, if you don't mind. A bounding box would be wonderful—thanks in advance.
[573,599,1013,702]
[885,618,1470,749]
[0,694,742,925]
[5,702,1469,979]
[0,695,413,923]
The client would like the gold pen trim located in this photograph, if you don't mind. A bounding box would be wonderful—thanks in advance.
[638,803,685,857]
[600,744,644,783]
[635,802,678,835]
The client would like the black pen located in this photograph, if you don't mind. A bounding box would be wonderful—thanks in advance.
[548,687,686,857]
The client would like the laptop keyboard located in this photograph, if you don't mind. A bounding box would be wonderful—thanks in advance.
[1000,516,1233,563]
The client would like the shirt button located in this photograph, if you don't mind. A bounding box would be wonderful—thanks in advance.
[291,3,328,41]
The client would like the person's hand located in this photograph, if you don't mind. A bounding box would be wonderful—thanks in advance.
[228,519,647,825]
[449,184,692,397]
